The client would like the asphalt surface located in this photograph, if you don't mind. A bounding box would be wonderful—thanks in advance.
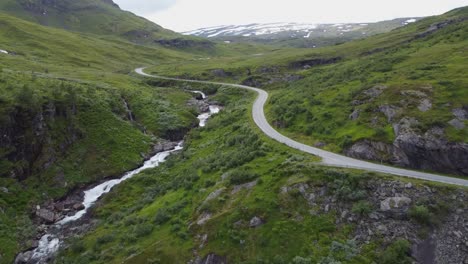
[135,67,468,187]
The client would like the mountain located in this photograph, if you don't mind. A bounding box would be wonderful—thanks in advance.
[183,18,423,47]
[1,2,468,264]
[0,0,214,49]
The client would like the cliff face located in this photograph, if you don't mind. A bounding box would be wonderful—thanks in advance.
[345,125,468,176]
[0,102,81,180]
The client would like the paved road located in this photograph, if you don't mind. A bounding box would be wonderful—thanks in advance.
[135,67,468,187]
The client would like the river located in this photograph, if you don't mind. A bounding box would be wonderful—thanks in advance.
[16,97,220,264]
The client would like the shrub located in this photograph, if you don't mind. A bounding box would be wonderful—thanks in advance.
[96,233,116,245]
[70,237,85,253]
[409,205,431,225]
[154,209,171,225]
[133,223,154,237]
[380,239,412,264]
[229,168,259,185]
[352,201,373,216]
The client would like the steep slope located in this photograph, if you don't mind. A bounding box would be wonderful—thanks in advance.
[0,12,203,263]
[184,18,422,48]
[0,0,215,50]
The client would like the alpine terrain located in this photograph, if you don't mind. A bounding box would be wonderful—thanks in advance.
[0,1,467,264]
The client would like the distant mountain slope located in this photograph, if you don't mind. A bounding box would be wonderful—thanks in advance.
[184,18,423,47]
[0,0,213,49]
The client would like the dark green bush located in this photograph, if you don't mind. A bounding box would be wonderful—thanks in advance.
[352,201,373,216]
[380,239,412,264]
[229,168,259,185]
[409,205,431,225]
[154,209,171,225]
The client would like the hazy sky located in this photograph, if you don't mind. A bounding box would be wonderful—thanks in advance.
[114,0,468,32]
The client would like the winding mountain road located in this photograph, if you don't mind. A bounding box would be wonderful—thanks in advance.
[135,67,468,187]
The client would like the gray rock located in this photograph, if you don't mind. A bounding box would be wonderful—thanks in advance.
[405,183,413,189]
[349,109,361,120]
[418,99,432,112]
[401,90,428,98]
[453,108,468,120]
[380,197,412,211]
[36,209,56,224]
[72,203,85,211]
[376,224,388,234]
[448,119,465,130]
[363,85,387,98]
[14,251,33,264]
[379,105,398,122]
[231,180,257,195]
[249,216,264,228]
[197,212,212,226]
[0,187,8,193]
[204,188,225,204]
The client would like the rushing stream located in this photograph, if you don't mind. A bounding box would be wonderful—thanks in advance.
[18,97,220,264]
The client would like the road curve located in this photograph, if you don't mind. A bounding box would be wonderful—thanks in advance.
[135,67,468,187]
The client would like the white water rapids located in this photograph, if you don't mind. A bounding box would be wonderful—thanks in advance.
[24,99,219,264]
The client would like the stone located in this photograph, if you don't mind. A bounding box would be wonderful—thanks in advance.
[204,188,225,204]
[324,204,330,212]
[349,109,361,120]
[380,197,412,211]
[249,216,264,228]
[15,251,33,264]
[376,224,388,234]
[379,105,398,123]
[401,90,428,98]
[72,203,85,211]
[453,108,468,120]
[405,183,413,189]
[448,119,465,130]
[36,209,56,224]
[197,212,212,226]
[418,99,432,112]
[341,210,348,219]
[363,85,387,98]
[231,180,257,195]
[0,187,8,193]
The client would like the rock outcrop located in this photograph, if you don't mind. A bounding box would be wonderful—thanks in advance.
[345,124,468,175]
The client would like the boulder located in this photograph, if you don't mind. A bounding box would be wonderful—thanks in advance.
[452,108,468,120]
[249,216,264,228]
[363,85,387,98]
[14,251,33,264]
[380,197,412,211]
[418,99,432,112]
[72,203,85,211]
[349,109,361,120]
[36,209,56,224]
[0,187,8,193]
[197,212,212,226]
[379,105,398,122]
[448,119,465,130]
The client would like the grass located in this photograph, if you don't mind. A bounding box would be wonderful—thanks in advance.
[146,7,468,176]
[0,4,467,264]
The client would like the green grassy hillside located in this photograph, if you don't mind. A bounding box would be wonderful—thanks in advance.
[0,3,467,264]
[57,83,466,264]
[0,0,177,40]
[148,6,468,176]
